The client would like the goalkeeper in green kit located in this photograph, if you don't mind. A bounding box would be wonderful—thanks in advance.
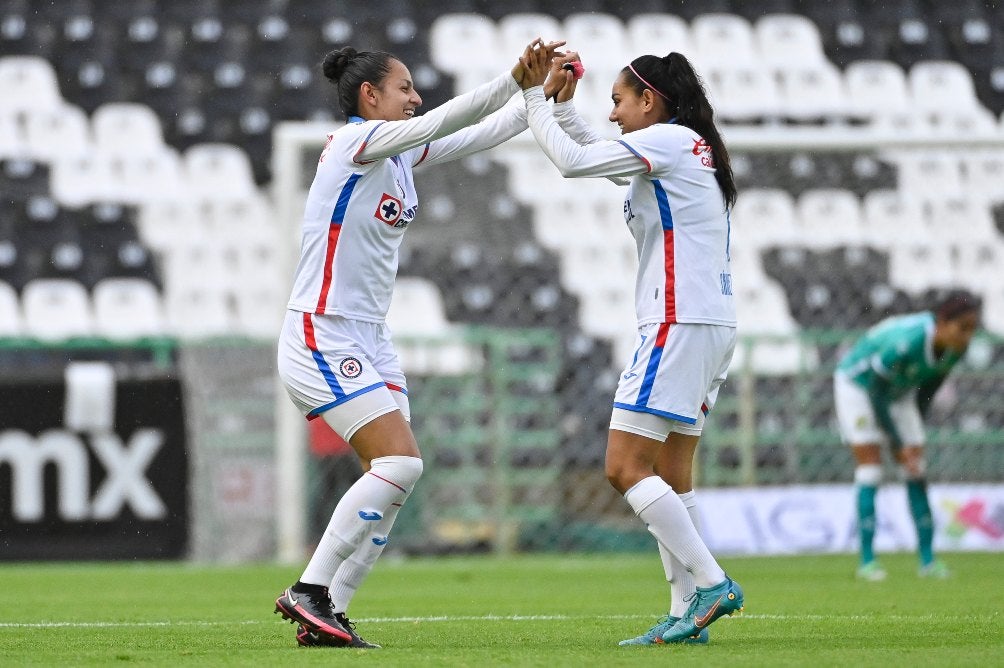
[834,290,982,581]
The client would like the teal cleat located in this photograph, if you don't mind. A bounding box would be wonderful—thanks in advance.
[618,615,709,646]
[661,577,743,643]
[918,560,950,579]
[856,561,888,582]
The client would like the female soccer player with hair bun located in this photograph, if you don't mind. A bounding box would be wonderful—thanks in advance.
[273,39,566,648]
[835,289,982,582]
[518,48,743,646]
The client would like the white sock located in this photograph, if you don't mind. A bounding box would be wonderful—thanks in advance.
[625,476,725,588]
[330,497,405,613]
[666,490,701,617]
[300,456,422,586]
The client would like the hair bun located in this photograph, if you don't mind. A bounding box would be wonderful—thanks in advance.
[322,46,357,82]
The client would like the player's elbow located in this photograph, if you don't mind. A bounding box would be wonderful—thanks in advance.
[558,162,590,178]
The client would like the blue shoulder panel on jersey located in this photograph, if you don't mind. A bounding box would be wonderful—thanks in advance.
[331,173,362,224]
[651,180,674,231]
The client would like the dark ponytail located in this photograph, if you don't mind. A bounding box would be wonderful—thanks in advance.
[624,52,737,210]
[321,46,395,119]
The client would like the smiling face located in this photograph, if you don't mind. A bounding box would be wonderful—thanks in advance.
[361,58,422,121]
[608,71,661,134]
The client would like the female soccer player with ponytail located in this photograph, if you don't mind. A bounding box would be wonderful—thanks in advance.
[518,47,743,646]
[274,39,566,648]
[835,289,981,581]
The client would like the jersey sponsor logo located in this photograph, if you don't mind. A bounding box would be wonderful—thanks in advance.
[692,138,715,168]
[375,193,403,225]
[338,356,363,378]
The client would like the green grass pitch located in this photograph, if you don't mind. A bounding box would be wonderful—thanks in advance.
[1,552,1002,666]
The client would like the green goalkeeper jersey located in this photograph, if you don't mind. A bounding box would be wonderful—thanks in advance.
[836,311,962,445]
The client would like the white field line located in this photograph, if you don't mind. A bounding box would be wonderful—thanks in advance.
[0,612,993,629]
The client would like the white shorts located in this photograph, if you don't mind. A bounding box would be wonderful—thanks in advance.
[277,310,410,441]
[611,322,736,440]
[833,371,925,447]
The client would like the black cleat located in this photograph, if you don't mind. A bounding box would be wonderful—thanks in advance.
[274,584,351,645]
[296,614,381,649]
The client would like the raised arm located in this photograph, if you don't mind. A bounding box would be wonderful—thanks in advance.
[518,46,645,178]
[412,97,528,167]
[357,39,565,163]
[523,86,647,178]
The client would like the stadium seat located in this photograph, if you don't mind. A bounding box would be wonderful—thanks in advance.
[0,55,63,114]
[91,102,167,159]
[429,13,498,88]
[497,14,563,66]
[183,143,257,200]
[165,285,233,338]
[861,189,925,249]
[909,60,985,117]
[387,276,478,374]
[890,151,965,201]
[795,188,865,249]
[733,279,817,375]
[776,63,848,122]
[844,60,911,118]
[0,279,22,336]
[754,14,828,72]
[106,149,187,205]
[564,13,628,68]
[92,277,164,340]
[233,284,285,339]
[963,149,1004,203]
[625,13,692,61]
[22,103,91,162]
[49,153,115,207]
[731,188,797,247]
[21,278,93,341]
[888,242,956,293]
[690,14,757,71]
[705,66,781,122]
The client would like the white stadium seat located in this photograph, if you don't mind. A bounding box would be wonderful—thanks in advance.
[777,63,848,121]
[22,104,91,162]
[909,61,984,116]
[690,14,756,71]
[387,277,478,374]
[626,13,692,60]
[497,13,562,68]
[705,66,781,122]
[92,103,167,159]
[429,13,499,91]
[184,143,257,201]
[795,188,865,249]
[844,61,911,118]
[92,278,165,340]
[22,279,93,341]
[0,56,62,114]
[754,14,827,71]
[50,153,115,207]
[731,189,797,247]
[564,13,628,68]
[165,286,233,338]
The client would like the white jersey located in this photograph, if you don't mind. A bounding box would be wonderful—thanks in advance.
[287,72,524,321]
[524,88,736,327]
